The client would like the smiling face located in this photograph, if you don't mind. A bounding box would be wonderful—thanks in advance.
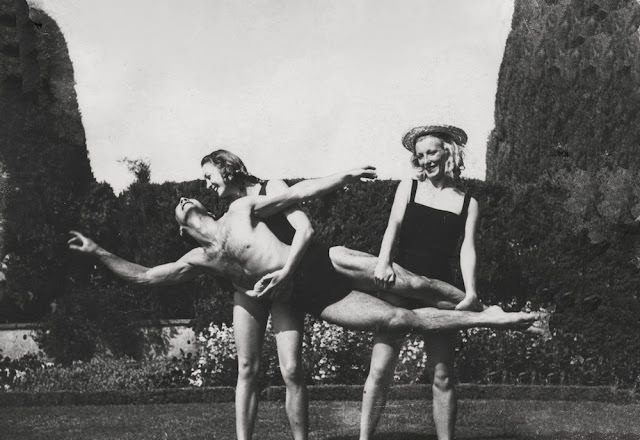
[201,162,229,198]
[413,135,450,180]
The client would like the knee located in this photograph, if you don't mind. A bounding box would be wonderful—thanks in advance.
[237,356,261,381]
[432,369,455,393]
[328,246,349,269]
[279,360,305,386]
[367,362,395,386]
[383,308,412,332]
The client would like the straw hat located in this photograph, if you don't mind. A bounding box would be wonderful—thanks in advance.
[401,125,468,152]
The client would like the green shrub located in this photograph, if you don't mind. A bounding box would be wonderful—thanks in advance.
[0,353,49,391]
[6,354,197,393]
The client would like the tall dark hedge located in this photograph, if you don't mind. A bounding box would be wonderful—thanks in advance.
[487,0,640,182]
[0,4,94,322]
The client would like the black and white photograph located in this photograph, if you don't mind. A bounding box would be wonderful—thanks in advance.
[1,0,639,439]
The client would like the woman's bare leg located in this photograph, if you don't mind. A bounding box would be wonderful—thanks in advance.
[233,292,269,440]
[271,301,309,440]
[359,332,403,440]
[426,333,457,440]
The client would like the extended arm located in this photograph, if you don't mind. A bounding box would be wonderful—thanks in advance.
[455,198,482,311]
[374,179,411,289]
[251,166,376,218]
[68,231,205,286]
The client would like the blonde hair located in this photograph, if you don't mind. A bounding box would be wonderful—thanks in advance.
[410,134,465,181]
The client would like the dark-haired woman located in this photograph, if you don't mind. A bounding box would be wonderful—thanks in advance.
[201,149,311,440]
[360,125,480,440]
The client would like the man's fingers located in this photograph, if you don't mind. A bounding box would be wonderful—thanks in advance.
[67,237,84,248]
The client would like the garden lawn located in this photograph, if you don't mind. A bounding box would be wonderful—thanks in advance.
[1,399,639,440]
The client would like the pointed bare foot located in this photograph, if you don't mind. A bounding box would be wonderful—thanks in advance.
[483,305,537,328]
[525,306,555,340]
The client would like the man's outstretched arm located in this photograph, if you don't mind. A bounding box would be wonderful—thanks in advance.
[251,166,377,218]
[68,231,205,286]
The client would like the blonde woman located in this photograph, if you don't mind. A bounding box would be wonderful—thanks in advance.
[361,125,479,440]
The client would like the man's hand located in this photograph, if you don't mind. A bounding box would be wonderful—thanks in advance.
[347,166,377,183]
[67,231,99,255]
[374,262,396,290]
[247,269,293,300]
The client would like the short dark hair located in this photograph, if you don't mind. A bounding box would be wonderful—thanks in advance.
[200,149,261,189]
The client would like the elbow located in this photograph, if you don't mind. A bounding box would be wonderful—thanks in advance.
[133,277,153,287]
[136,272,159,287]
[291,186,307,203]
[302,223,314,241]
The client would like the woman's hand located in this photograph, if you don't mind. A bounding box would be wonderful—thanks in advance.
[248,268,293,300]
[347,166,377,182]
[374,262,396,291]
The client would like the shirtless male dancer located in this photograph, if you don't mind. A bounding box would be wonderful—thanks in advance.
[68,166,544,335]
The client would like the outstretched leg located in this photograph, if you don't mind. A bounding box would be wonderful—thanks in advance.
[271,301,309,440]
[329,246,465,308]
[319,290,537,333]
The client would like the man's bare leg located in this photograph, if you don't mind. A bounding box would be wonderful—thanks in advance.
[329,246,466,308]
[318,291,537,333]
[271,301,309,440]
[233,292,269,440]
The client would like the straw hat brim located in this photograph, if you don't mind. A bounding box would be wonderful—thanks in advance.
[402,125,468,152]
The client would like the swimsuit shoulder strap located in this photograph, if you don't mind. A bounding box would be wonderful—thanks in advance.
[461,192,471,218]
[409,179,418,204]
[259,180,269,195]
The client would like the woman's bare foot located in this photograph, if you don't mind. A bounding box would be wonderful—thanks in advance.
[455,295,483,312]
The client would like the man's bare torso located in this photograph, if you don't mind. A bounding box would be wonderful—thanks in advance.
[191,198,292,290]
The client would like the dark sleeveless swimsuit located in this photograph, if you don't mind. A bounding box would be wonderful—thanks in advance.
[259,181,296,244]
[259,181,351,317]
[398,180,470,288]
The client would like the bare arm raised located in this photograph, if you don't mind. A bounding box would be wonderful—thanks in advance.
[67,231,207,286]
[251,166,377,218]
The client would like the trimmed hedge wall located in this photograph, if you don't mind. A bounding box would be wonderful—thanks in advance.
[1,173,638,386]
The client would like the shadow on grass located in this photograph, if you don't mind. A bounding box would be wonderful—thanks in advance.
[325,435,640,440]
[325,435,432,440]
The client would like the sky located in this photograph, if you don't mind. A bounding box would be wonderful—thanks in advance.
[31,0,514,193]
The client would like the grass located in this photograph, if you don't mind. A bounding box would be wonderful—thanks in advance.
[1,399,639,439]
